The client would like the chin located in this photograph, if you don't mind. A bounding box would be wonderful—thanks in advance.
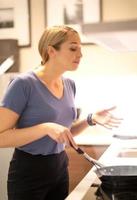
[72,63,79,70]
[65,63,79,71]
[70,66,79,71]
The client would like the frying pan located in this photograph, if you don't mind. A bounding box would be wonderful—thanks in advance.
[72,146,137,189]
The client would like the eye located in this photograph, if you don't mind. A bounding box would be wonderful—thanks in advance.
[70,47,77,51]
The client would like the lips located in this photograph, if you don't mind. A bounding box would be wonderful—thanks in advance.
[73,60,80,64]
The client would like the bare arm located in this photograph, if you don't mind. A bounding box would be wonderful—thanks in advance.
[0,107,77,148]
[71,106,122,136]
[0,107,51,148]
[70,119,89,136]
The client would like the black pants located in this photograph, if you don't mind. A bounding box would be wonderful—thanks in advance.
[8,149,69,200]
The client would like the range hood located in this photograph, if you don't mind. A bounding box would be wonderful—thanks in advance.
[82,19,137,51]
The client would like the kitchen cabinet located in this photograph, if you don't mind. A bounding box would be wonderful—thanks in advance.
[0,39,19,72]
[66,145,107,192]
[103,0,137,22]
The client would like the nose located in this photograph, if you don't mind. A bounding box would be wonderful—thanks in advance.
[78,50,83,58]
[80,51,83,58]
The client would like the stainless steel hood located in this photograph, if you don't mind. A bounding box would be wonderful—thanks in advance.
[82,19,137,51]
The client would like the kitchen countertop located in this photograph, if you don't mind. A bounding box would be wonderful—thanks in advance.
[65,138,137,200]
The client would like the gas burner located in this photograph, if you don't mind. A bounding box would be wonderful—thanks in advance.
[90,184,137,200]
[96,186,137,200]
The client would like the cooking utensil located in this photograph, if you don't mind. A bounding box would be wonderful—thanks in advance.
[71,145,137,189]
[96,165,137,190]
[72,146,105,168]
[113,134,137,140]
[95,165,137,177]
[95,164,137,189]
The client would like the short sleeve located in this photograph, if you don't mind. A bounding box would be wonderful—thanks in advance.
[69,79,76,96]
[0,77,30,115]
[72,80,76,96]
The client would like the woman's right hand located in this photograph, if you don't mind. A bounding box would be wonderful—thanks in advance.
[45,123,78,149]
[0,108,76,149]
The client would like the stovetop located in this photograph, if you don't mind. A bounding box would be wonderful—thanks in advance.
[88,183,137,200]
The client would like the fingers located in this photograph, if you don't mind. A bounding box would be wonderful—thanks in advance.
[97,112,123,129]
[105,111,123,121]
[102,124,113,130]
[108,117,122,124]
[103,118,122,129]
[57,129,78,149]
[103,121,119,129]
[66,131,78,149]
[104,106,117,112]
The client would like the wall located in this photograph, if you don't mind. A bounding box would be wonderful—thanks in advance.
[20,0,137,74]
[19,0,45,72]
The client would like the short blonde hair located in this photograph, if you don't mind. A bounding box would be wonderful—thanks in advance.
[38,25,78,65]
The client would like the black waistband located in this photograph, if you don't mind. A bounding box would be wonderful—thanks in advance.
[13,148,68,164]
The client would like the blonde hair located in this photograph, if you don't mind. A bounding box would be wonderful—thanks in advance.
[38,25,78,65]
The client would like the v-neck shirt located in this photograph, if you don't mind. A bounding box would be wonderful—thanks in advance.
[32,72,64,100]
[1,71,77,155]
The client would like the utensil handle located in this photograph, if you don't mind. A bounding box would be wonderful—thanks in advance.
[72,146,104,168]
[113,134,137,140]
[83,152,104,168]
[75,147,85,154]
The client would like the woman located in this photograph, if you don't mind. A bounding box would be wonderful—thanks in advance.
[0,26,121,200]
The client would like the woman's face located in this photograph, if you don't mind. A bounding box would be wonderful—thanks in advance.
[54,32,82,71]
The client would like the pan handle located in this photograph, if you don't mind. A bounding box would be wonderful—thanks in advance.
[72,146,105,168]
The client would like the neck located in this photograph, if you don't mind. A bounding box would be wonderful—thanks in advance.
[34,63,64,84]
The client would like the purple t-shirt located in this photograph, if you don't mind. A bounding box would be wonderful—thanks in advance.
[0,71,77,155]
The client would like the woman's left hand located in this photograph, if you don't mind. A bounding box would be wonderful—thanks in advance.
[92,106,122,129]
